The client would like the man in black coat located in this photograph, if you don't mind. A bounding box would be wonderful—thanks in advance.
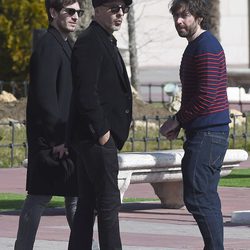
[68,0,132,249]
[14,1,83,249]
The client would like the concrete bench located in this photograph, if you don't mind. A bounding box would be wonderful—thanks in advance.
[227,87,250,103]
[117,149,248,209]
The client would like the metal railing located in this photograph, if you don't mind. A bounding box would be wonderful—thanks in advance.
[1,81,250,167]
[229,112,248,149]
[1,81,249,107]
[0,120,27,167]
[125,115,184,152]
[0,113,249,168]
[139,84,169,103]
[124,113,249,152]
[0,81,176,103]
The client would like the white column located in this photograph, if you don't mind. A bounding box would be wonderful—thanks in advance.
[249,0,250,68]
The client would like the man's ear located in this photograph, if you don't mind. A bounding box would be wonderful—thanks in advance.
[49,8,58,20]
[94,6,101,17]
[197,17,203,25]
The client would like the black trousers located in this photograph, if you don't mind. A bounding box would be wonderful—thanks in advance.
[68,137,122,250]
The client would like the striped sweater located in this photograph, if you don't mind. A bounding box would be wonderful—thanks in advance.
[176,31,230,131]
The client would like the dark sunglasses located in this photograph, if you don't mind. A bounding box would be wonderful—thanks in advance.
[102,4,130,14]
[63,8,84,17]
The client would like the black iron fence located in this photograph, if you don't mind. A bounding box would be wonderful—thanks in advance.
[0,120,27,167]
[139,84,169,103]
[0,81,178,103]
[1,81,250,167]
[1,80,249,107]
[0,113,249,168]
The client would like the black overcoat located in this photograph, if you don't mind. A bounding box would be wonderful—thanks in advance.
[68,21,132,150]
[26,26,78,196]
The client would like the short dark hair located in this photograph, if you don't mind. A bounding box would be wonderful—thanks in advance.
[45,0,80,22]
[169,0,208,29]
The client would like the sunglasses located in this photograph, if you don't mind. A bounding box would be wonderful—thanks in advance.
[62,8,84,17]
[102,4,130,14]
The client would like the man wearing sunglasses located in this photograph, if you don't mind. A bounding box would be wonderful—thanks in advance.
[14,1,83,250]
[67,0,132,249]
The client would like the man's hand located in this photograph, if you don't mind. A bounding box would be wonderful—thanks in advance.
[99,131,110,145]
[160,116,180,138]
[166,126,181,141]
[53,144,67,159]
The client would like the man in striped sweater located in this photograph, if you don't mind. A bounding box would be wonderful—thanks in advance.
[160,0,230,249]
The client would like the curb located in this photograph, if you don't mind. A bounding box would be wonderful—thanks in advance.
[231,210,250,224]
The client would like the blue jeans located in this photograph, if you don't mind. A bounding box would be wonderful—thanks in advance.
[14,194,78,250]
[182,131,228,250]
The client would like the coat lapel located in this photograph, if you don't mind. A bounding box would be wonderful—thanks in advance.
[93,23,130,91]
[47,26,72,60]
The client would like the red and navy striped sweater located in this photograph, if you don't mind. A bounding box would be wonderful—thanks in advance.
[176,31,230,132]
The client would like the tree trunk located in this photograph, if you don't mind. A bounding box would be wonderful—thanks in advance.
[127,5,139,90]
[248,0,250,68]
[207,0,220,40]
[71,1,140,87]
[70,0,93,41]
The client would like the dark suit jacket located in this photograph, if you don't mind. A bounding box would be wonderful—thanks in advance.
[26,26,78,196]
[69,21,132,150]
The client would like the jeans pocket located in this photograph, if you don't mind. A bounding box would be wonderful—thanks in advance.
[209,134,228,173]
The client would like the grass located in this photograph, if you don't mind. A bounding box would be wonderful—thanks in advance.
[0,169,249,212]
[0,194,65,212]
[123,197,159,203]
[0,123,27,168]
[219,168,250,188]
[0,193,159,212]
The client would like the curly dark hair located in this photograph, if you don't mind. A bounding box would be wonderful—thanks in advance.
[45,0,80,22]
[169,0,208,29]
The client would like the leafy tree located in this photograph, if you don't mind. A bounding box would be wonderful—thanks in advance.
[0,0,138,88]
[0,0,47,80]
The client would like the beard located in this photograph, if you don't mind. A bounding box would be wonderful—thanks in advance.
[176,23,199,40]
[177,29,188,37]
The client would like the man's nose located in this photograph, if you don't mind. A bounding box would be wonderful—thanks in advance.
[176,17,183,24]
[72,12,79,20]
[71,16,78,22]
[117,8,124,16]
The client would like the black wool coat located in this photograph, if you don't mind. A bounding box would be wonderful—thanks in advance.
[68,21,132,150]
[26,26,78,196]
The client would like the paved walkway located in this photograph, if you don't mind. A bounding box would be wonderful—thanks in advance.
[0,160,250,250]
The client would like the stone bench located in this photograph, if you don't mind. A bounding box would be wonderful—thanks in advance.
[227,87,250,104]
[117,149,248,209]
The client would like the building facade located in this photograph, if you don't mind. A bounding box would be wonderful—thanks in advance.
[117,0,249,78]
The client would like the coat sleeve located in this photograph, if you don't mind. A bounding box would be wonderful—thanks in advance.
[71,37,110,138]
[29,41,64,145]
